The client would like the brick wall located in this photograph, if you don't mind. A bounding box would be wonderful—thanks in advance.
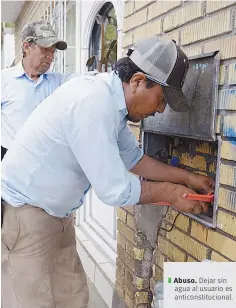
[151,137,236,291]
[115,1,236,307]
[14,1,49,64]
[116,206,136,307]
[115,201,167,308]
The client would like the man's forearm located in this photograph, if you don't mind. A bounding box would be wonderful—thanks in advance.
[131,154,190,185]
[138,181,176,204]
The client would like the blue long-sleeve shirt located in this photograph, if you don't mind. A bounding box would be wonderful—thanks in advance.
[1,62,73,149]
[1,72,143,217]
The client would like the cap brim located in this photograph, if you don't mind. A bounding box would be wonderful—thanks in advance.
[36,37,67,50]
[162,86,191,112]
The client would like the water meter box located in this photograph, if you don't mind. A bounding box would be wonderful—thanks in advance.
[141,51,220,228]
[142,51,220,141]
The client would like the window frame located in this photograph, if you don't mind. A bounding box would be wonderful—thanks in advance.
[88,2,117,72]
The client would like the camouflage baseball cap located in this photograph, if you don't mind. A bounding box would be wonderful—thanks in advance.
[23,21,67,50]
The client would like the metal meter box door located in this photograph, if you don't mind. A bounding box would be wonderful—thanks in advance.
[141,51,220,228]
[142,51,220,141]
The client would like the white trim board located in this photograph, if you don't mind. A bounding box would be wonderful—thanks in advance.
[76,226,116,308]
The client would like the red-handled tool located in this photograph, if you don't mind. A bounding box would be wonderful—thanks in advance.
[152,192,214,206]
[183,191,214,203]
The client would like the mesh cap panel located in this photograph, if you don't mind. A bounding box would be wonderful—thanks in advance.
[129,38,176,83]
[145,45,174,75]
[137,36,161,55]
[128,36,190,112]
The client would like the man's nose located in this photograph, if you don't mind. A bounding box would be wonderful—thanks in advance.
[46,53,54,61]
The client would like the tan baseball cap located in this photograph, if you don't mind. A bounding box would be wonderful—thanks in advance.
[23,23,67,50]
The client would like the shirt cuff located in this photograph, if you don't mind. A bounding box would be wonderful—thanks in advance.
[120,173,141,207]
[126,148,144,171]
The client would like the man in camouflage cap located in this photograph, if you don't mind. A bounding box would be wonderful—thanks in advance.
[1,20,72,159]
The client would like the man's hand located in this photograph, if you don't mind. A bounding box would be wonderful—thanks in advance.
[186,173,215,193]
[139,180,211,214]
[131,155,215,191]
[168,184,209,214]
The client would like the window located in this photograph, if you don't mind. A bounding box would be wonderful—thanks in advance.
[87,2,117,72]
[41,0,76,74]
[65,1,76,73]
[41,0,63,73]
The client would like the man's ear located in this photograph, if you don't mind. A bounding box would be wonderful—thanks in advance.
[23,42,31,56]
[129,72,146,93]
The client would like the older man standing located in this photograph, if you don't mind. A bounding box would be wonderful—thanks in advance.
[1,20,71,158]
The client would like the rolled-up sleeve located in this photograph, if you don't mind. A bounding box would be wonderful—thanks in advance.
[118,122,143,171]
[62,93,141,207]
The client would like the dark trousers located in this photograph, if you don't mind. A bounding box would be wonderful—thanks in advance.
[1,146,7,160]
[1,146,8,227]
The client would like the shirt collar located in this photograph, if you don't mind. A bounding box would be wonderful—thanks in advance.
[110,72,128,119]
[13,60,48,79]
[13,62,25,78]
